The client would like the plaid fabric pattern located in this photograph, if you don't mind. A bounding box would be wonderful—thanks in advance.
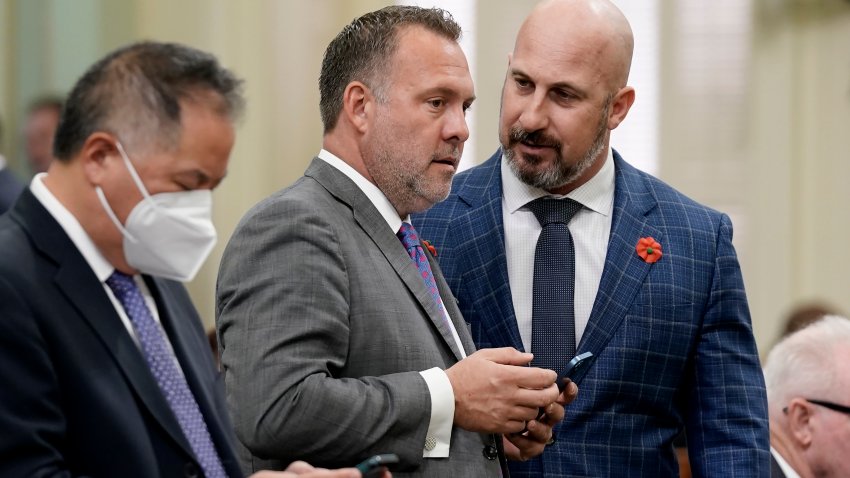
[414,149,770,477]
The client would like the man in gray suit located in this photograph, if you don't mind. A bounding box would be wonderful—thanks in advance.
[216,6,574,477]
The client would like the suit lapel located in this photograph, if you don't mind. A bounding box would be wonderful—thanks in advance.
[149,279,241,473]
[456,151,525,351]
[428,249,476,356]
[575,153,661,384]
[306,158,466,361]
[15,191,196,460]
[11,194,197,455]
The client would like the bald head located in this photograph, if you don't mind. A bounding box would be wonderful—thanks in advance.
[517,0,633,90]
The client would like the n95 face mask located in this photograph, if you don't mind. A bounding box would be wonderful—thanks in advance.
[95,141,217,282]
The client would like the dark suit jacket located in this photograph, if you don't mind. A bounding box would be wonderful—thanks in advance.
[0,166,25,214]
[0,189,243,478]
[413,150,771,477]
[216,158,504,477]
[770,452,789,478]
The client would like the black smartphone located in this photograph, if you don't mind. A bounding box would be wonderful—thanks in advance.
[536,351,594,420]
[557,351,593,391]
[355,453,399,478]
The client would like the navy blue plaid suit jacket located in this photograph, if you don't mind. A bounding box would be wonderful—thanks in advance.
[413,149,770,477]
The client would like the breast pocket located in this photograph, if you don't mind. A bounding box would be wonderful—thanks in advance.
[615,304,699,393]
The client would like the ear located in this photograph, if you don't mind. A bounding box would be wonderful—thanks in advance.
[787,398,815,449]
[342,81,372,135]
[607,86,636,130]
[79,133,120,186]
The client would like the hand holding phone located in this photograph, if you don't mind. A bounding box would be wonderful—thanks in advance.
[536,351,593,420]
[355,453,398,478]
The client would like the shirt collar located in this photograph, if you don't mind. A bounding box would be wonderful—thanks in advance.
[29,173,115,282]
[317,149,407,233]
[501,147,615,216]
[770,447,802,478]
[0,154,7,170]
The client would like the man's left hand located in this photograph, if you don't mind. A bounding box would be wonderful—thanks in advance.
[504,379,578,461]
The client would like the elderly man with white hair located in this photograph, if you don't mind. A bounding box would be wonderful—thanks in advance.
[763,315,850,478]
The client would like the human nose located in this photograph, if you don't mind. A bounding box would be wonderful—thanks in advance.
[443,106,470,145]
[517,92,549,132]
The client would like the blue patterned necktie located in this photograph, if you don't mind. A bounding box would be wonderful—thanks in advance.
[397,223,448,325]
[525,197,583,373]
[105,271,226,478]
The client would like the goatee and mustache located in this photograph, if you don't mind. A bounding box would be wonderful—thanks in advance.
[503,104,609,192]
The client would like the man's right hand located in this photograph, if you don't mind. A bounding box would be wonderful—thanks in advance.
[446,347,559,434]
[250,460,378,477]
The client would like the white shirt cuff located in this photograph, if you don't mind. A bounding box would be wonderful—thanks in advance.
[419,367,455,457]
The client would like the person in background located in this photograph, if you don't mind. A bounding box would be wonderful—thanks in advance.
[779,301,841,339]
[413,0,769,475]
[0,115,25,213]
[0,41,365,478]
[764,315,850,478]
[216,5,573,477]
[22,95,64,174]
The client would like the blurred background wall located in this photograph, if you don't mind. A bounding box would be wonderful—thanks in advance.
[1,0,848,357]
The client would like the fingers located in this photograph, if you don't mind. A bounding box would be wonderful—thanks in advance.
[253,462,361,478]
[471,347,534,366]
[511,366,558,390]
[537,401,565,425]
[524,419,554,445]
[558,379,578,406]
[503,428,548,461]
[285,461,316,473]
[514,382,560,408]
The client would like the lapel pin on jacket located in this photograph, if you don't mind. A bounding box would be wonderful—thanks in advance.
[636,236,662,263]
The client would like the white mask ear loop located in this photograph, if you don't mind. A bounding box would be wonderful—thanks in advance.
[115,141,155,204]
[95,185,139,243]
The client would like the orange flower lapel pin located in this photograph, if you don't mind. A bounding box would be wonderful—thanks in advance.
[636,236,662,263]
[422,240,437,257]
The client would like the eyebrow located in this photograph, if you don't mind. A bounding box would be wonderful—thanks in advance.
[510,68,587,99]
[178,169,226,189]
[423,86,476,104]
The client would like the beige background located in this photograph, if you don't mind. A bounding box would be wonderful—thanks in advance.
[2,0,849,358]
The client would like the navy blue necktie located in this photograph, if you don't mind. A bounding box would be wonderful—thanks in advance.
[525,197,583,373]
[106,271,226,478]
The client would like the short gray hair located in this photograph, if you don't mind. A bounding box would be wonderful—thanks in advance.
[763,315,850,410]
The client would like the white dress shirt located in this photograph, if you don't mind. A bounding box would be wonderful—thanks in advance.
[29,174,177,355]
[501,148,615,353]
[318,149,458,457]
[771,447,801,478]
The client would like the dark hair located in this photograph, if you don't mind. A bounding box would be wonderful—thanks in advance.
[54,41,244,161]
[318,5,461,133]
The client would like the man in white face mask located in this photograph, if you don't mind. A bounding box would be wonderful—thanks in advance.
[0,41,365,478]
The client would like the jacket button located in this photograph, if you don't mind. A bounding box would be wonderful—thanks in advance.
[482,444,498,460]
[184,462,200,478]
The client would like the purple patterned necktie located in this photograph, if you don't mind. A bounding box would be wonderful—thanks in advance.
[397,223,448,324]
[106,271,226,478]
[525,197,583,373]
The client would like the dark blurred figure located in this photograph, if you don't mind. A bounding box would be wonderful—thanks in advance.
[780,301,840,338]
[674,433,691,478]
[23,95,63,174]
[208,328,221,369]
[0,115,25,214]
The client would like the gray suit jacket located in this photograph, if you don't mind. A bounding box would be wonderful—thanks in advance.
[216,158,503,477]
